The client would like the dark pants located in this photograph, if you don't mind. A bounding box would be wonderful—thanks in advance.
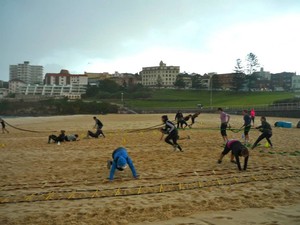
[48,135,64,143]
[88,129,105,138]
[253,132,272,148]
[165,131,182,151]
[220,122,228,136]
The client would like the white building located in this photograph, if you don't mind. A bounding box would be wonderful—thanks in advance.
[18,84,86,99]
[292,75,300,92]
[0,88,9,99]
[141,61,180,87]
[9,61,43,84]
[9,79,27,93]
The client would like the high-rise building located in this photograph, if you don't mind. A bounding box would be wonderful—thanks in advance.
[9,61,43,84]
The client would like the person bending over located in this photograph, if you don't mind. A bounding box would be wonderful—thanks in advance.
[107,147,138,181]
[218,139,249,171]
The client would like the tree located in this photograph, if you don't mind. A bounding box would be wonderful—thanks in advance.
[232,73,245,92]
[245,73,259,91]
[246,53,260,75]
[234,58,244,73]
[174,76,186,89]
[191,74,203,89]
[211,75,221,90]
[98,79,121,92]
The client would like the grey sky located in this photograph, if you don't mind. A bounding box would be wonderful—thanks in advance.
[1,0,299,81]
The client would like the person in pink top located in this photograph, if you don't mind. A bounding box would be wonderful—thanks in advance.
[217,139,249,171]
[218,107,230,143]
[250,108,256,126]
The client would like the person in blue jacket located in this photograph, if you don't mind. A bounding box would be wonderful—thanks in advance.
[107,147,138,181]
[240,110,252,145]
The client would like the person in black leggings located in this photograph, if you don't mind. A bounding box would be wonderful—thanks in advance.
[160,115,183,152]
[251,116,273,149]
[218,139,249,171]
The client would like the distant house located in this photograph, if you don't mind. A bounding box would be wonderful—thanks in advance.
[271,72,295,91]
[292,75,300,92]
[109,73,141,86]
[44,69,88,86]
[9,79,27,93]
[84,72,112,86]
[0,88,9,99]
[211,73,246,90]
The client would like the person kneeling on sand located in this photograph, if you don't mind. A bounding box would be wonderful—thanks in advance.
[217,139,249,171]
[107,147,138,181]
[48,130,66,144]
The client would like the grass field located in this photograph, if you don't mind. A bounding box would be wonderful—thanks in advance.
[124,89,295,109]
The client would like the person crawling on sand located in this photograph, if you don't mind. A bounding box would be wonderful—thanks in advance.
[160,115,183,152]
[107,147,138,181]
[217,139,249,171]
[48,130,66,144]
[65,134,79,141]
[86,128,105,138]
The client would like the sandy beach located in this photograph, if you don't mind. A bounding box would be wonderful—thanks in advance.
[0,113,299,225]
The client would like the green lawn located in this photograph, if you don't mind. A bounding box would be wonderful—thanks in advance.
[124,89,295,109]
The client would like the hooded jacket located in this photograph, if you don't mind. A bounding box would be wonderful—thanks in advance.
[109,147,137,180]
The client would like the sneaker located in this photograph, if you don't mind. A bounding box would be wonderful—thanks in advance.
[217,160,222,164]
[177,145,183,152]
[173,145,178,151]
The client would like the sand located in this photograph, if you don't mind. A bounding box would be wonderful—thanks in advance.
[0,113,299,225]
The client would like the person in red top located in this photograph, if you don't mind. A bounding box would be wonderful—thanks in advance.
[250,108,256,126]
[217,139,249,171]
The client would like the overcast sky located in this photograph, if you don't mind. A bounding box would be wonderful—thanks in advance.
[1,0,299,81]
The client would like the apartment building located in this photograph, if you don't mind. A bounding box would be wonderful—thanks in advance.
[44,69,88,85]
[9,61,43,84]
[271,72,295,91]
[17,84,86,99]
[9,79,27,93]
[141,61,180,87]
[292,75,300,92]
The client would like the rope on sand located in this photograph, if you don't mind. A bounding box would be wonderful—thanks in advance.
[4,121,57,133]
[0,168,298,205]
